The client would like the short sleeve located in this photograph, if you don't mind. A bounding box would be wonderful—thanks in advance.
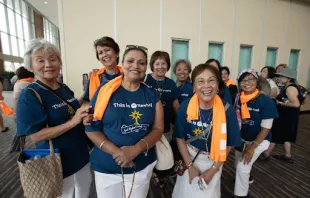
[83,80,90,101]
[172,83,180,101]
[173,101,188,139]
[85,85,103,132]
[16,89,48,136]
[225,105,242,147]
[260,95,279,119]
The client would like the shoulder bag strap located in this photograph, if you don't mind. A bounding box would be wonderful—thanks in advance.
[20,88,54,154]
[35,80,76,113]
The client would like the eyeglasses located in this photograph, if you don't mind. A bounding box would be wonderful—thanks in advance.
[195,77,218,86]
[240,78,256,84]
[125,45,148,53]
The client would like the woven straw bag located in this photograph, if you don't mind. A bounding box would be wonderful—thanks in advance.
[17,88,63,198]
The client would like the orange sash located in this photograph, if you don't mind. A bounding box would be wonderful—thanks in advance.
[0,101,14,115]
[89,66,123,100]
[225,79,236,87]
[16,77,35,84]
[240,89,260,119]
[186,94,227,162]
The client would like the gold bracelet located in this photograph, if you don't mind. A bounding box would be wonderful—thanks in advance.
[253,141,260,146]
[99,140,106,150]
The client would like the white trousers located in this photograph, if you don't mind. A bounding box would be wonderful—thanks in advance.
[94,161,156,198]
[58,163,92,198]
[234,140,270,196]
[172,145,223,198]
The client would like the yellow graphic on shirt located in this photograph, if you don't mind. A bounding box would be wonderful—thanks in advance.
[193,128,203,136]
[130,110,143,125]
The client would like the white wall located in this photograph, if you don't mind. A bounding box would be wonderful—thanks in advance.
[58,0,310,98]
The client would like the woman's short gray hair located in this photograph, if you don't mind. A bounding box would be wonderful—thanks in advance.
[23,39,62,70]
[172,59,192,74]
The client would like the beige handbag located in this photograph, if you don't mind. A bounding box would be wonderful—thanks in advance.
[17,88,63,198]
[155,135,174,170]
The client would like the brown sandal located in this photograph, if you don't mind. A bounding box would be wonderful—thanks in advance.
[1,127,9,133]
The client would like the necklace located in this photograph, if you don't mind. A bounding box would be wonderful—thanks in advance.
[121,166,136,198]
[155,78,165,98]
[199,108,213,154]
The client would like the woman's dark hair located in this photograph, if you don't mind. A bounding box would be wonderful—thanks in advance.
[205,59,221,71]
[205,59,226,98]
[221,66,230,75]
[16,66,34,79]
[94,36,120,63]
[191,64,220,85]
[122,47,148,64]
[261,66,276,79]
[150,51,171,72]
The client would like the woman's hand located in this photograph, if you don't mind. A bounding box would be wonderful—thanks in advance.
[242,149,254,165]
[113,145,140,167]
[200,168,217,184]
[71,106,91,127]
[188,166,200,184]
[83,114,93,125]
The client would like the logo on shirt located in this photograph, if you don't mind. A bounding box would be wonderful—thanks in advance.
[120,109,149,134]
[181,93,189,97]
[130,110,143,125]
[193,128,203,136]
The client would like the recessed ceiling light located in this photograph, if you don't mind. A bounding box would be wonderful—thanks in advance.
[45,1,47,4]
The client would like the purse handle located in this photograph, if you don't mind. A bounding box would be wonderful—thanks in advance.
[20,88,55,155]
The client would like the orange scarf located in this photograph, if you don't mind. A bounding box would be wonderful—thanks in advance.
[186,94,227,162]
[225,79,236,87]
[16,77,35,84]
[240,89,260,119]
[89,66,123,100]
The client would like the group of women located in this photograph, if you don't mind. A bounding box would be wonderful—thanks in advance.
[15,36,303,198]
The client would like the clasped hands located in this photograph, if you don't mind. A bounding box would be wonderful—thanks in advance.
[113,145,140,168]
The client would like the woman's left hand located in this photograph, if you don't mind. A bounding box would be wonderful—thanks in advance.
[199,168,217,184]
[242,149,254,165]
[113,146,140,167]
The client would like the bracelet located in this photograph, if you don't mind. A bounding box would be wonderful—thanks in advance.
[99,140,106,150]
[212,164,218,171]
[187,162,193,168]
[253,141,260,146]
[140,139,149,156]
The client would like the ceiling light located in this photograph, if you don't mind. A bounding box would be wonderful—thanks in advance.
[45,1,47,4]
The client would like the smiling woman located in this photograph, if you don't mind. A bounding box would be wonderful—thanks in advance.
[85,46,164,198]
[83,36,122,102]
[16,39,92,198]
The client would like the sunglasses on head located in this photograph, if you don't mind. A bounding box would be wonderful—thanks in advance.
[125,45,148,53]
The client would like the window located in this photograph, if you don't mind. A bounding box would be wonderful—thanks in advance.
[44,18,59,47]
[208,42,224,65]
[289,49,300,71]
[4,61,22,72]
[307,66,310,91]
[0,0,34,59]
[171,39,189,81]
[238,45,253,73]
[265,47,278,67]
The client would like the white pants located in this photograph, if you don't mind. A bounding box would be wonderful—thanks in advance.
[234,140,270,196]
[58,163,92,198]
[172,145,223,198]
[94,161,156,198]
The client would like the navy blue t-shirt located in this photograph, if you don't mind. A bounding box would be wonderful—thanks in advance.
[178,81,194,104]
[222,86,233,105]
[237,94,278,141]
[85,83,160,174]
[16,82,90,178]
[83,71,121,101]
[145,74,180,133]
[174,99,241,152]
